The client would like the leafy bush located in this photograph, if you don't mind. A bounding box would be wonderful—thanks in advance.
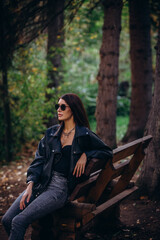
[0,36,52,160]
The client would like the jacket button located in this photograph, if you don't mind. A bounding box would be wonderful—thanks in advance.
[52,150,55,152]
[74,151,76,154]
[86,132,89,134]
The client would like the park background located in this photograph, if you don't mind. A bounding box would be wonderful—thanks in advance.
[0,0,160,239]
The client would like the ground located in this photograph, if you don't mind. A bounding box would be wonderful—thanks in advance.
[0,145,160,240]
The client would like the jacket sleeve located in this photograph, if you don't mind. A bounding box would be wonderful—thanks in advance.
[26,135,46,184]
[84,130,113,161]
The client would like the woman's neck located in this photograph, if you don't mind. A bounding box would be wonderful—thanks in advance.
[63,119,76,132]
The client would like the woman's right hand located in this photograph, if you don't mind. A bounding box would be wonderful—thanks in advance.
[20,182,33,210]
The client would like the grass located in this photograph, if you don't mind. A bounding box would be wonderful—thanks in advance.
[116,115,129,142]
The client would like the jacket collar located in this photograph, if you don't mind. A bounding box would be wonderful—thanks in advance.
[49,124,89,139]
[75,124,89,138]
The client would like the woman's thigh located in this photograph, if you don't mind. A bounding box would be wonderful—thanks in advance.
[16,185,68,224]
[2,190,34,228]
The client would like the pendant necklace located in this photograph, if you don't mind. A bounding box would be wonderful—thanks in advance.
[62,127,75,137]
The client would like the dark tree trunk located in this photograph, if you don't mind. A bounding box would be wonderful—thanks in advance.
[46,0,65,127]
[137,18,160,199]
[123,0,153,143]
[2,64,12,162]
[95,0,123,148]
[47,0,65,89]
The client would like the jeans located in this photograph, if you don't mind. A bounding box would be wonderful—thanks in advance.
[2,171,68,240]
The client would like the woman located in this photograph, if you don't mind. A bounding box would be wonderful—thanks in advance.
[2,93,112,240]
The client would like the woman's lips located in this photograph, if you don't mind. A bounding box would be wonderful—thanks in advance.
[58,114,63,117]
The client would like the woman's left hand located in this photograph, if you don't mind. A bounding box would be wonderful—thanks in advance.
[73,153,87,177]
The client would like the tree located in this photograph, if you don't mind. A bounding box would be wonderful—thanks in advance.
[123,0,153,143]
[0,0,73,161]
[137,7,160,199]
[47,0,65,89]
[95,0,123,148]
[46,0,65,127]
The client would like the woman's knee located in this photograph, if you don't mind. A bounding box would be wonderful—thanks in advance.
[2,213,11,227]
[1,213,12,235]
[12,214,29,229]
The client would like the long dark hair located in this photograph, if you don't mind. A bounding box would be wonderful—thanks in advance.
[59,93,90,129]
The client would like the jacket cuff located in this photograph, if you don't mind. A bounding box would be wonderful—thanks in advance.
[27,181,34,185]
[26,174,37,184]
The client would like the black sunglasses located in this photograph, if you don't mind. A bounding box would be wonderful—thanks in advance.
[55,104,69,111]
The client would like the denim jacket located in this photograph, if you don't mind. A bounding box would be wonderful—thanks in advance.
[26,124,113,196]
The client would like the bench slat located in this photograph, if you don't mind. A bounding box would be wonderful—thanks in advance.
[113,135,152,163]
[109,144,144,198]
[82,186,138,227]
[92,186,138,216]
[69,174,99,201]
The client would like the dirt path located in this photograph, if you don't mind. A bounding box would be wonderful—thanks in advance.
[0,146,160,240]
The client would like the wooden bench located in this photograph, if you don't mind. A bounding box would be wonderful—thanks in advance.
[31,135,152,240]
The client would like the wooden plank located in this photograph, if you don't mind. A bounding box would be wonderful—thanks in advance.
[69,174,99,201]
[109,145,145,198]
[84,158,107,176]
[86,159,130,203]
[82,186,138,226]
[92,186,138,216]
[57,201,96,218]
[113,135,152,163]
[86,160,115,203]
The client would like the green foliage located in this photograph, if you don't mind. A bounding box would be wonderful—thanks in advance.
[119,4,131,84]
[117,96,130,116]
[0,35,51,160]
[116,115,129,142]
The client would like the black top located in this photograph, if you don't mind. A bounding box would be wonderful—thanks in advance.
[53,145,71,177]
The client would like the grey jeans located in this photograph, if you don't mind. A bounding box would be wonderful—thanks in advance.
[2,171,68,240]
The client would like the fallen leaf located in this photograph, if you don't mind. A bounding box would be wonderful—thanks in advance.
[140,196,148,200]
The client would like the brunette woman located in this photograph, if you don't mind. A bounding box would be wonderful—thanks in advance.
[2,93,112,240]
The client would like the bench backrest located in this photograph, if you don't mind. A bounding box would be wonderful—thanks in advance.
[69,135,152,203]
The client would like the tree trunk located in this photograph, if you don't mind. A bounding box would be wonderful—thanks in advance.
[137,18,160,199]
[2,64,12,162]
[123,0,153,143]
[95,0,123,148]
[47,0,65,89]
[46,0,65,127]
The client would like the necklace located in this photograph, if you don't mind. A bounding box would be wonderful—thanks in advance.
[62,127,75,137]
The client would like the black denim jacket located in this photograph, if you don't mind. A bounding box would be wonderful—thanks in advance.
[26,124,113,196]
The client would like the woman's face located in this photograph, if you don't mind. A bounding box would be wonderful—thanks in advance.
[57,98,74,122]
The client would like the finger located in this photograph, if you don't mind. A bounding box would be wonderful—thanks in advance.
[23,199,26,209]
[77,165,82,178]
[73,165,77,175]
[79,166,83,177]
[21,195,26,209]
[82,163,85,174]
[20,197,25,210]
[27,193,31,203]
[20,200,23,210]
[76,165,80,177]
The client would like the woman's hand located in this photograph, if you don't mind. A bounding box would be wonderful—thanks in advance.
[20,182,33,210]
[73,153,87,177]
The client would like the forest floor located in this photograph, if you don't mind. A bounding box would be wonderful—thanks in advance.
[0,144,160,240]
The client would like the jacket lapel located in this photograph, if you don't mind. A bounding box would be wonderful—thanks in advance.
[48,125,63,154]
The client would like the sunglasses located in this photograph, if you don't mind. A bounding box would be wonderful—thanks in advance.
[55,104,69,111]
